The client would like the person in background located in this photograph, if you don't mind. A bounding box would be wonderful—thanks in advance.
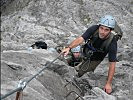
[67,45,82,67]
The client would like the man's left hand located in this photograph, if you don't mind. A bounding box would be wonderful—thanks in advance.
[104,83,112,94]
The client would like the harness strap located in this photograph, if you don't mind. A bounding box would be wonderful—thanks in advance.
[100,33,114,51]
[90,29,99,45]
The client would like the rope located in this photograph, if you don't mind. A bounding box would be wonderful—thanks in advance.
[25,53,62,85]
[1,53,62,100]
[1,87,22,99]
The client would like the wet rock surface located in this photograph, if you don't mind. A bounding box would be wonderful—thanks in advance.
[1,0,133,100]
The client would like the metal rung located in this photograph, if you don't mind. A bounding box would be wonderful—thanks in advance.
[65,91,84,100]
[64,79,82,92]
[64,78,99,99]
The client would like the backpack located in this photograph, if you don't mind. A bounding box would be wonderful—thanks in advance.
[31,41,47,49]
[112,23,123,41]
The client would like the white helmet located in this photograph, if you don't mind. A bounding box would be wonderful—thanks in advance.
[71,46,81,53]
[99,15,116,29]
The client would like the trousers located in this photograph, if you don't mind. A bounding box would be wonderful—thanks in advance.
[74,60,101,77]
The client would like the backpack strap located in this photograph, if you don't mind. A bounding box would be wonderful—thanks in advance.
[100,33,114,51]
[90,29,99,44]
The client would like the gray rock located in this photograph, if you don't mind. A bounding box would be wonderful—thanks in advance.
[1,0,133,100]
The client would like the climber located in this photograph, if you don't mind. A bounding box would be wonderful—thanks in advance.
[66,45,82,67]
[61,15,123,94]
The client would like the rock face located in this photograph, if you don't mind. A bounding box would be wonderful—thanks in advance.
[1,0,133,100]
[1,50,80,100]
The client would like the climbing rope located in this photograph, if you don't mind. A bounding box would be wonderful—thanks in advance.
[1,53,62,100]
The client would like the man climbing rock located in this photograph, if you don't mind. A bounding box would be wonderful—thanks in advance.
[61,15,123,94]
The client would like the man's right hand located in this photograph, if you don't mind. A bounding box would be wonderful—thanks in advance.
[61,47,71,56]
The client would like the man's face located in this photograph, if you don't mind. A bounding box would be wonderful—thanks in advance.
[73,52,80,58]
[98,25,111,39]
